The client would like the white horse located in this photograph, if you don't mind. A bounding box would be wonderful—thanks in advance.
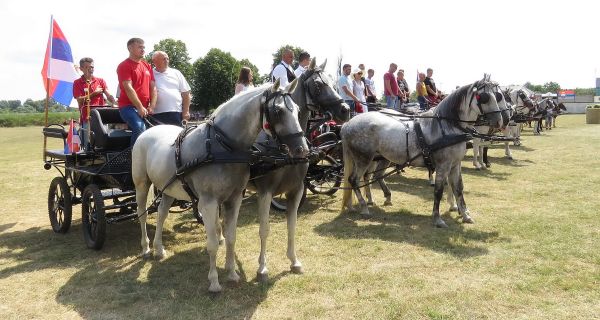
[132,80,308,292]
[505,88,535,145]
[471,88,514,169]
[341,75,503,227]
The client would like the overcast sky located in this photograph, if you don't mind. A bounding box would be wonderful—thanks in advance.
[0,0,598,108]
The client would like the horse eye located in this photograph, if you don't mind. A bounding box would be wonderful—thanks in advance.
[478,92,490,104]
[495,92,503,102]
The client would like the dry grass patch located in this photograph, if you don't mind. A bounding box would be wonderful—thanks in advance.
[0,115,599,319]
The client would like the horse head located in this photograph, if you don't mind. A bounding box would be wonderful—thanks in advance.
[262,78,309,158]
[468,75,503,129]
[297,57,351,124]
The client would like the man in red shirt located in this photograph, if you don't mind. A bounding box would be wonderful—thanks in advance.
[116,37,157,146]
[73,57,116,147]
[383,63,399,110]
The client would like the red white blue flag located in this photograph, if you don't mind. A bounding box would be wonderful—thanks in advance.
[41,16,79,106]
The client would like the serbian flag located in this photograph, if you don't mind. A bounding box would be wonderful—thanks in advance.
[41,16,79,106]
[66,119,80,153]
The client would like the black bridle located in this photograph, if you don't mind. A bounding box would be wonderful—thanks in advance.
[301,68,344,111]
[468,81,503,118]
[259,89,304,154]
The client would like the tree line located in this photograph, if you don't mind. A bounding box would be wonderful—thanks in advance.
[3,38,595,114]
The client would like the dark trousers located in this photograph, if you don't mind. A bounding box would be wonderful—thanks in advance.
[150,112,183,127]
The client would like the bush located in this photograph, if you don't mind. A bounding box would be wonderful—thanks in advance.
[0,112,80,127]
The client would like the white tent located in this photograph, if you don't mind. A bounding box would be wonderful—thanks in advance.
[541,92,557,98]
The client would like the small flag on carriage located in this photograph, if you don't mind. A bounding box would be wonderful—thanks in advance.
[41,16,79,106]
[66,119,80,153]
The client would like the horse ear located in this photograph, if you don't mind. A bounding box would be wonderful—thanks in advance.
[309,57,316,71]
[319,58,327,70]
[272,78,281,92]
[286,78,299,93]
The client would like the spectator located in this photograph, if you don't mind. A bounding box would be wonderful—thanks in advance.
[396,69,410,105]
[235,67,254,95]
[271,49,296,87]
[424,67,440,105]
[151,51,191,126]
[383,63,399,110]
[337,64,361,116]
[294,52,310,78]
[365,68,377,103]
[416,72,428,110]
[116,37,157,146]
[72,57,116,147]
[352,68,367,113]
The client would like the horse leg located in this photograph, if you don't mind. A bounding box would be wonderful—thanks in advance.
[483,146,491,168]
[448,165,473,224]
[285,186,304,274]
[222,193,243,284]
[446,178,458,212]
[472,139,482,170]
[349,160,372,217]
[428,169,435,186]
[135,179,152,259]
[152,194,175,259]
[374,160,392,205]
[363,169,374,206]
[199,199,222,292]
[432,166,449,228]
[256,190,272,282]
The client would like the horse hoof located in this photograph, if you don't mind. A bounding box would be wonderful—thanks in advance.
[449,206,458,212]
[463,216,475,224]
[257,272,269,283]
[219,238,225,246]
[141,251,152,260]
[154,250,167,260]
[367,201,374,206]
[485,163,491,168]
[290,265,304,274]
[383,199,392,206]
[507,156,513,160]
[227,271,240,283]
[359,212,373,219]
[434,220,448,228]
[208,282,223,293]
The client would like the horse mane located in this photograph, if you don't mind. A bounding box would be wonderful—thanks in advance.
[433,82,472,119]
[210,84,271,119]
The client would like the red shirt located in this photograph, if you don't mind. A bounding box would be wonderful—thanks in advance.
[384,72,399,96]
[116,58,154,108]
[72,76,108,123]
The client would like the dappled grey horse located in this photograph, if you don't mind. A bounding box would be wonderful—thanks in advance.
[505,88,535,145]
[247,58,350,282]
[341,75,503,227]
[132,80,308,292]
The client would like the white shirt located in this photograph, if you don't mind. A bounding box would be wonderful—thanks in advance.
[337,75,353,101]
[235,83,253,95]
[365,77,376,96]
[352,79,366,103]
[153,67,191,114]
[272,61,294,88]
[294,65,307,78]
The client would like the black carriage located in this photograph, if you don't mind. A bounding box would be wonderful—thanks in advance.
[43,107,169,250]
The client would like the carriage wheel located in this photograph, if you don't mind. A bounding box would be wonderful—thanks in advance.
[270,187,307,212]
[48,177,72,233]
[81,184,106,250]
[307,155,343,196]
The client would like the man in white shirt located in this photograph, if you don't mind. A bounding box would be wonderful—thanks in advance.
[271,49,296,87]
[337,64,361,116]
[294,52,310,78]
[151,51,191,126]
[365,68,377,103]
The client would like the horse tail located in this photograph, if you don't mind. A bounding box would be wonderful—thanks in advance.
[340,138,354,212]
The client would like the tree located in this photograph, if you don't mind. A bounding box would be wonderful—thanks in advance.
[542,82,561,93]
[270,45,308,72]
[574,88,595,96]
[191,48,239,113]
[145,38,193,84]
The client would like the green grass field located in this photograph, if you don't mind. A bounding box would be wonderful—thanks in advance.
[0,115,599,319]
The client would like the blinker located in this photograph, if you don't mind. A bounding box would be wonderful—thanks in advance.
[476,92,490,104]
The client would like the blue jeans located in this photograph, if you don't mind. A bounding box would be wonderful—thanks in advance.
[386,95,398,110]
[119,106,146,146]
[417,96,428,110]
[151,112,183,127]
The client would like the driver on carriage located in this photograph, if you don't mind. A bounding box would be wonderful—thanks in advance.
[72,57,116,147]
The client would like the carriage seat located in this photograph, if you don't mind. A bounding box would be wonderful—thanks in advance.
[90,108,131,151]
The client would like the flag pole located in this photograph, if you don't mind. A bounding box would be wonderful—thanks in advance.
[43,15,54,160]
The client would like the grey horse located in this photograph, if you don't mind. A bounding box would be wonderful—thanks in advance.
[340,75,503,228]
[247,58,350,282]
[132,80,308,292]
